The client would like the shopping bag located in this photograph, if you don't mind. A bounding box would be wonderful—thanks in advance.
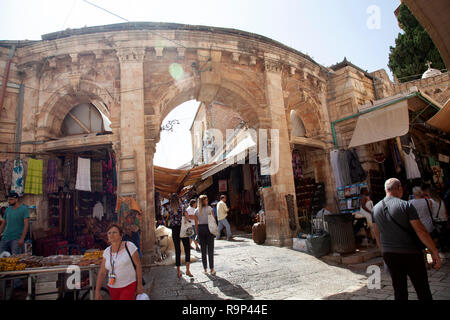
[180,216,194,238]
[208,214,219,236]
[306,232,330,258]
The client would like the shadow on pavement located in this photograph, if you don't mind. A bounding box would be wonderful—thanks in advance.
[206,274,254,300]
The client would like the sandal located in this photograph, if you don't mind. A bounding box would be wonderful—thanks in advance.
[177,270,183,278]
[186,271,194,277]
[210,270,216,276]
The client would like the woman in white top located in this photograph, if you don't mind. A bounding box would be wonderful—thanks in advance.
[359,187,375,241]
[430,191,449,223]
[95,224,144,300]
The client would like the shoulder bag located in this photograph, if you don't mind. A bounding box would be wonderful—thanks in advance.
[180,216,194,238]
[208,208,219,236]
[382,200,426,250]
[125,242,146,286]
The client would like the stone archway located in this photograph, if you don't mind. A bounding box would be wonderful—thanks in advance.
[15,22,333,262]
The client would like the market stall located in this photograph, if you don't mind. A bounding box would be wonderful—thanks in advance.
[0,251,104,300]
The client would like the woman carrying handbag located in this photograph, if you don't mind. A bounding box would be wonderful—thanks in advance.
[168,193,193,278]
[195,195,218,275]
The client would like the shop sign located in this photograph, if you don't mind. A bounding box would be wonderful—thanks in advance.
[438,154,449,163]
[218,179,227,192]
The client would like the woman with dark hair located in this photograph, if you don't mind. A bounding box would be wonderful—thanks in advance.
[195,195,216,275]
[168,193,193,278]
[95,224,144,300]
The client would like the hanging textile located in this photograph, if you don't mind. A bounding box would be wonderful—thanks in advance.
[339,150,352,186]
[330,150,344,187]
[93,201,104,220]
[11,159,25,196]
[46,159,59,194]
[0,159,13,198]
[243,164,252,191]
[346,149,367,183]
[402,150,421,180]
[292,151,303,179]
[389,140,402,174]
[102,152,117,195]
[63,157,77,191]
[24,158,44,195]
[116,197,143,251]
[75,157,91,191]
[91,160,103,193]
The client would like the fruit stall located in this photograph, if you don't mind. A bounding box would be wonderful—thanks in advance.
[0,250,104,300]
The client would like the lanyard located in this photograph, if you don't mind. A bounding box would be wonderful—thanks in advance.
[110,241,122,275]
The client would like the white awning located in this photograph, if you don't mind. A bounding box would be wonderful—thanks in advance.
[348,100,410,148]
[427,99,450,133]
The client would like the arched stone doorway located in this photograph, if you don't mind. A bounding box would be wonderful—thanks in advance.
[16,22,332,263]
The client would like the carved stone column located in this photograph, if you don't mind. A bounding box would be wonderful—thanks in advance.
[143,139,157,264]
[261,59,298,247]
[116,47,151,259]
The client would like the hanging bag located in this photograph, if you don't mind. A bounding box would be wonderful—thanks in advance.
[208,208,219,236]
[180,216,194,238]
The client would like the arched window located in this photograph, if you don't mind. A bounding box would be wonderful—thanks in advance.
[290,110,306,137]
[61,103,110,136]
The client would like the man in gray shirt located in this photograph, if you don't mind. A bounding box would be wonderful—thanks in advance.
[372,178,441,300]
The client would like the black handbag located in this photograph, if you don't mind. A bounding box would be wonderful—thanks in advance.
[125,242,146,286]
[382,200,426,250]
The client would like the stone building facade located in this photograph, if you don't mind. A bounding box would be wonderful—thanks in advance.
[0,22,448,262]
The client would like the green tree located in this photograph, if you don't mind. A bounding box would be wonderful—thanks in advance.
[388,3,445,82]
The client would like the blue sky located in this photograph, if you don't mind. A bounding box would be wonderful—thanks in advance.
[0,0,402,168]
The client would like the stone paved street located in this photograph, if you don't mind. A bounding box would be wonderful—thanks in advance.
[145,235,450,300]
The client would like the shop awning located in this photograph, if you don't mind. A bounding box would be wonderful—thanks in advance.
[427,99,450,133]
[201,134,257,180]
[154,163,216,197]
[348,100,410,148]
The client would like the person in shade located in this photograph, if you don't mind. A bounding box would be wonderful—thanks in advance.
[195,195,216,276]
[168,193,193,278]
[216,195,233,241]
[372,178,441,300]
[0,192,29,255]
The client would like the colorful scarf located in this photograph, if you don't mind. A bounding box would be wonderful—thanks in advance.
[24,158,44,195]
[11,159,25,196]
[46,159,59,194]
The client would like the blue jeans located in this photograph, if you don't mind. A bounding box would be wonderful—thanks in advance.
[0,239,24,255]
[216,218,232,240]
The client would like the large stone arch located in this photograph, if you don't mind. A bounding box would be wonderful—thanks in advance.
[15,22,334,262]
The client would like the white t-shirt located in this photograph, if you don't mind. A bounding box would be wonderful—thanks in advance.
[409,199,434,233]
[103,241,138,288]
[186,206,196,225]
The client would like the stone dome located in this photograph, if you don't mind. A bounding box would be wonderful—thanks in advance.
[422,67,442,79]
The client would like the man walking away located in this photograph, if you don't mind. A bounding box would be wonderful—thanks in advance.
[216,195,233,241]
[0,192,29,255]
[372,178,441,300]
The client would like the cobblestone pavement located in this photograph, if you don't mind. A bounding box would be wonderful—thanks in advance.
[144,235,450,300]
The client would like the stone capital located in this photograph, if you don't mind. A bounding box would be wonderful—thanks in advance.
[144,139,157,155]
[264,60,283,74]
[116,47,146,63]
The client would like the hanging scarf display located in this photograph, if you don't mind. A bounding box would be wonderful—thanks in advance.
[11,159,25,196]
[75,157,91,192]
[46,159,59,194]
[24,158,44,195]
[0,159,13,199]
[91,160,103,193]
